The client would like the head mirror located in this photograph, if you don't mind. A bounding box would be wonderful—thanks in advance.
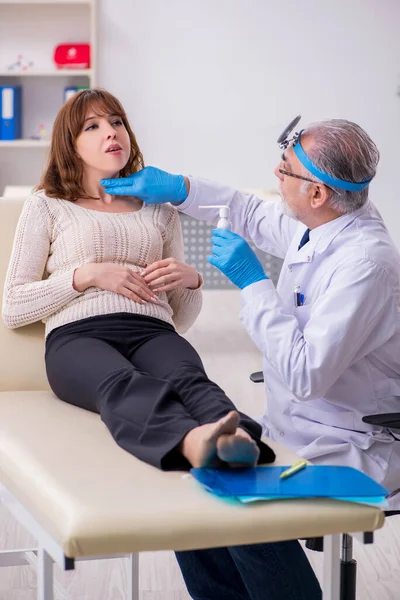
[277,115,302,149]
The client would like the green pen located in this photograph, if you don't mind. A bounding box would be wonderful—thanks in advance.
[280,459,308,479]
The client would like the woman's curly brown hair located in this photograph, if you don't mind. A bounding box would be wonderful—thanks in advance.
[37,88,144,201]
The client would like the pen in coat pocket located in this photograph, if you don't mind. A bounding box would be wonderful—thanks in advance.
[293,286,305,307]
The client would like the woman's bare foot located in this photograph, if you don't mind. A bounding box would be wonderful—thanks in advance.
[216,428,260,467]
[180,411,240,468]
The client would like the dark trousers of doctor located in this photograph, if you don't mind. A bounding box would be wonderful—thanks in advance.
[45,312,322,600]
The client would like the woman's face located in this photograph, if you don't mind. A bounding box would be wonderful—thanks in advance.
[75,110,131,178]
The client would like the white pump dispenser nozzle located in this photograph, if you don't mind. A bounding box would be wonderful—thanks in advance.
[199,205,231,230]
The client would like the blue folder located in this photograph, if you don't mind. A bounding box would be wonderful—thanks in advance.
[0,86,22,140]
[191,465,389,501]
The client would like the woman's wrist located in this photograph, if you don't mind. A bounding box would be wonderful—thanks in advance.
[73,264,95,292]
[187,272,203,290]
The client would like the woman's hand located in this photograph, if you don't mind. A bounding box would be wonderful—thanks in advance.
[142,258,201,293]
[73,263,159,304]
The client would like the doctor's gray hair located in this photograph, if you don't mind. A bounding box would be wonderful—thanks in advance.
[299,120,380,214]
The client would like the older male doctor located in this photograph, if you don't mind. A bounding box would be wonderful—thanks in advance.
[102,117,400,508]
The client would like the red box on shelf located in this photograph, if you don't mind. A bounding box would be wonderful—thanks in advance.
[53,44,91,70]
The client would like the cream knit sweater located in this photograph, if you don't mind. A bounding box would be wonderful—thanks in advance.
[2,192,203,337]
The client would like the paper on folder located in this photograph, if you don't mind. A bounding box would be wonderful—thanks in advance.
[237,495,388,508]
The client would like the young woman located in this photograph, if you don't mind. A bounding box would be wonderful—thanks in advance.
[2,88,274,471]
[2,88,321,600]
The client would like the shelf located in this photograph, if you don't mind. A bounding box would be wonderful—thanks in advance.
[0,69,92,77]
[0,139,50,148]
[0,1,92,4]
[0,0,96,192]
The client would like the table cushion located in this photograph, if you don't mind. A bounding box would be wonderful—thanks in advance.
[0,391,384,558]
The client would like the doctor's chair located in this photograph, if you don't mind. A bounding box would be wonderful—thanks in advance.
[250,369,400,600]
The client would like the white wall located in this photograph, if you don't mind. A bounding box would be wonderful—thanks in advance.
[2,1,400,243]
[97,0,400,244]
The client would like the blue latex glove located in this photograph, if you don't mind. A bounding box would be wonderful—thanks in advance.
[101,166,188,204]
[208,229,268,289]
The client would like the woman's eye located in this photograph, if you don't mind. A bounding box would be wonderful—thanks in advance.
[112,120,123,126]
[85,123,97,131]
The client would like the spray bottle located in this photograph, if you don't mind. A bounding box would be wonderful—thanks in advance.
[199,205,231,230]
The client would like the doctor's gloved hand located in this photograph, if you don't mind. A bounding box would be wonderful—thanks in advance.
[208,229,268,289]
[101,166,188,204]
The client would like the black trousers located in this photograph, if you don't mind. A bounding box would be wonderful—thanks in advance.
[45,313,275,470]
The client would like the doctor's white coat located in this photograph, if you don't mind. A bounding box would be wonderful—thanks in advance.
[181,177,400,507]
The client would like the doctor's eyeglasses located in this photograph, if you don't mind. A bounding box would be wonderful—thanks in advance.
[278,168,340,195]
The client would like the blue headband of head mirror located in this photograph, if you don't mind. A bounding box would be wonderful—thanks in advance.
[277,117,372,192]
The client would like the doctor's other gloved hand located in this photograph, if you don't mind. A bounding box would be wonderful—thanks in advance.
[101,166,189,204]
[208,229,268,289]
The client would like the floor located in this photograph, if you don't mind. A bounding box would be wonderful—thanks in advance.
[1,290,399,599]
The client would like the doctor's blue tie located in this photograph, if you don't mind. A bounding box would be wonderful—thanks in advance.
[298,228,310,251]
